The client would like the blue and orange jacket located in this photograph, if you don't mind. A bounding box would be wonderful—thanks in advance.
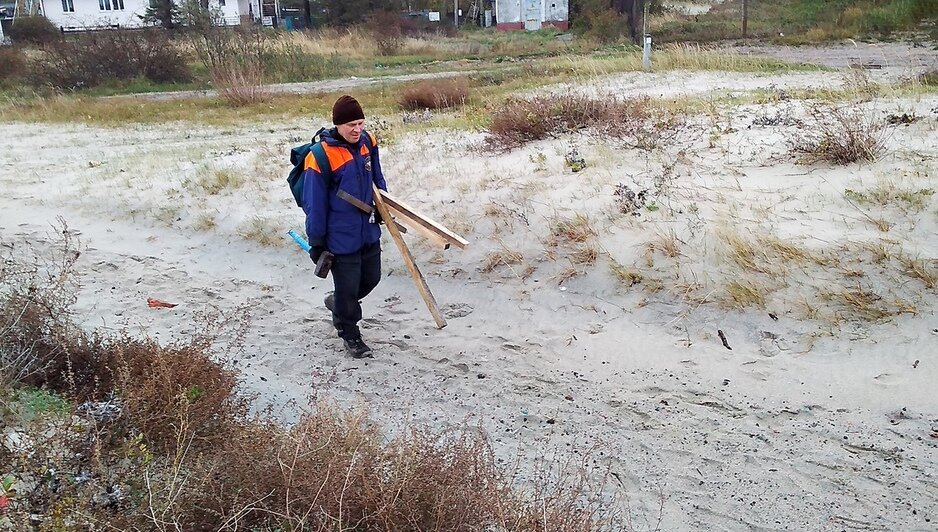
[302,128,387,255]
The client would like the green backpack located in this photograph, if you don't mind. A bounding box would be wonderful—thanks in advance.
[287,128,375,208]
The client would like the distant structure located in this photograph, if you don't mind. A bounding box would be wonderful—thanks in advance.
[495,0,568,31]
[38,0,279,31]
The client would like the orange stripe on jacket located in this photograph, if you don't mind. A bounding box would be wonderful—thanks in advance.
[304,143,354,172]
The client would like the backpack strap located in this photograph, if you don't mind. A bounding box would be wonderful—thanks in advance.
[362,131,378,184]
[310,141,335,188]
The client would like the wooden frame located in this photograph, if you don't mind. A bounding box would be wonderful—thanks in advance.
[372,185,448,329]
[377,190,470,250]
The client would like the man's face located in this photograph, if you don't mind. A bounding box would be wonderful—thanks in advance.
[337,119,365,143]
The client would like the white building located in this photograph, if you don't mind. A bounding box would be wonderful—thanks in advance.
[39,0,267,31]
[495,0,568,31]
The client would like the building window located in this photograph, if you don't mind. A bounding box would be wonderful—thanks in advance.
[99,0,125,10]
[61,0,74,11]
[218,0,226,6]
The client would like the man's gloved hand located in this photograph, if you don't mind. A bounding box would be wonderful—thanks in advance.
[373,209,384,225]
[310,246,325,264]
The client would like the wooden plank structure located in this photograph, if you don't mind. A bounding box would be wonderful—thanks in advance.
[378,191,470,250]
[372,185,470,329]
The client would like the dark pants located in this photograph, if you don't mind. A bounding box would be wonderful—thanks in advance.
[330,242,381,339]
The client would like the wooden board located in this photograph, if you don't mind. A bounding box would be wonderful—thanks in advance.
[373,185,447,329]
[377,190,469,250]
[385,205,450,250]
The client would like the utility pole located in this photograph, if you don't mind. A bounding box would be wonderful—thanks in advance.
[454,0,458,26]
[742,0,748,38]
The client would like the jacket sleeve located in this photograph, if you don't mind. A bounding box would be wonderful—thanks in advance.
[370,134,387,192]
[302,163,329,249]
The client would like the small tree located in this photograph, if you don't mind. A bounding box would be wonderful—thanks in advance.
[142,0,181,29]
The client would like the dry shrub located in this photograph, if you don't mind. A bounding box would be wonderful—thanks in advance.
[30,28,191,90]
[399,77,470,111]
[8,16,60,46]
[193,28,270,106]
[0,47,28,84]
[366,10,406,56]
[486,94,681,151]
[790,103,892,165]
[211,59,269,106]
[0,225,80,388]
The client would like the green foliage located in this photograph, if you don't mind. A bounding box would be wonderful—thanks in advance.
[9,388,72,421]
[317,0,397,26]
[258,44,352,83]
[141,0,182,30]
[654,0,938,43]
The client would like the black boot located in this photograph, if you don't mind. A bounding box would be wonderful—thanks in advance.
[343,336,373,358]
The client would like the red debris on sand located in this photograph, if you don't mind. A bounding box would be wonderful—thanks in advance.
[147,298,178,309]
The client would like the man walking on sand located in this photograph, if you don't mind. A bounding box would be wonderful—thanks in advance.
[303,95,387,358]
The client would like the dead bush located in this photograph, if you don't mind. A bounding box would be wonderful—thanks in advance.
[0,47,28,84]
[486,94,682,151]
[193,27,270,106]
[30,29,191,90]
[399,77,470,111]
[790,103,892,165]
[8,16,60,46]
[211,59,269,106]
[366,10,406,56]
[0,223,81,389]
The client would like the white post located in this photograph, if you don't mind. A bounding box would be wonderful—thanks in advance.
[454,0,458,26]
[642,34,652,72]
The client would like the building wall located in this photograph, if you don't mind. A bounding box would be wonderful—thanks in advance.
[43,0,150,29]
[495,0,568,31]
[210,0,243,26]
[42,0,246,30]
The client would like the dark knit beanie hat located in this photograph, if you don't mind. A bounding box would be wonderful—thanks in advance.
[332,95,365,125]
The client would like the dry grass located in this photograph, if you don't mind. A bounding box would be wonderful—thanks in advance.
[899,255,938,289]
[610,263,643,287]
[543,44,813,76]
[184,167,247,196]
[481,249,524,272]
[822,286,897,322]
[238,216,284,247]
[845,185,935,212]
[193,212,218,231]
[723,280,767,308]
[570,245,599,266]
[649,230,682,259]
[548,214,597,246]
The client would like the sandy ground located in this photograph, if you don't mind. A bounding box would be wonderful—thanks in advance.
[2,60,938,529]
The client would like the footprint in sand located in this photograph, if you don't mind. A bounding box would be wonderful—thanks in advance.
[442,302,473,319]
